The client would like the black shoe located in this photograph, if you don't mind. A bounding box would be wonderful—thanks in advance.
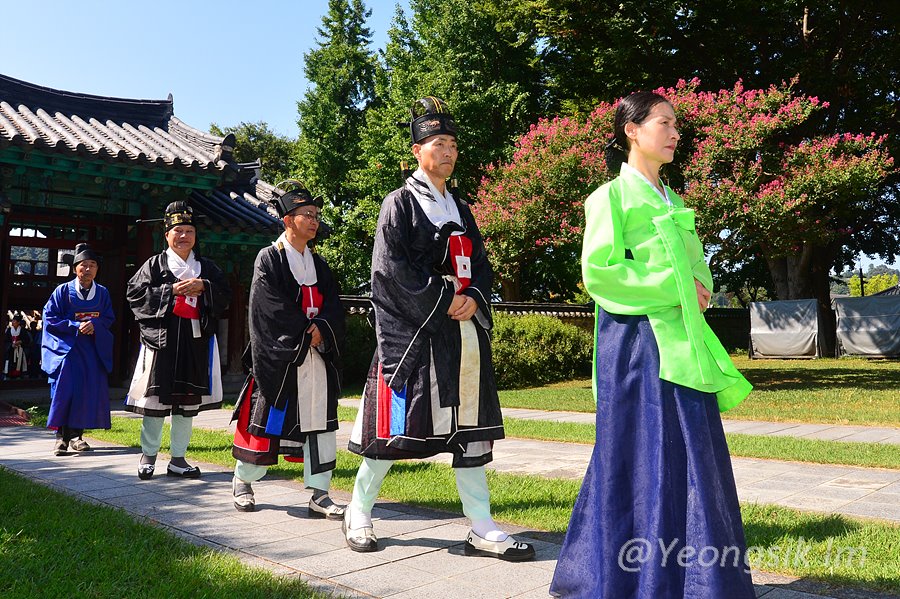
[232,477,255,512]
[69,438,91,452]
[464,530,535,562]
[138,463,155,480]
[308,494,345,520]
[166,463,201,478]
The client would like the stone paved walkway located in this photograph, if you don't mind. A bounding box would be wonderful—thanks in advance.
[1,401,897,598]
[180,404,900,525]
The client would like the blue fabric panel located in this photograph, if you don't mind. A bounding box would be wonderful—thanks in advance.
[265,404,286,436]
[390,385,407,436]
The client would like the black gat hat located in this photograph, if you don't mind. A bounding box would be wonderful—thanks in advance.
[404,96,457,145]
[270,180,323,218]
[61,242,101,267]
[164,201,196,231]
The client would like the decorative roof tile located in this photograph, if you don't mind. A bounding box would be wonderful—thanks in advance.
[0,73,234,173]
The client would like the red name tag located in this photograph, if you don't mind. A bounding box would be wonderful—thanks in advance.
[74,311,100,321]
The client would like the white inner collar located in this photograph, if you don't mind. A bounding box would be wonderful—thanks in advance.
[277,232,317,286]
[622,163,672,206]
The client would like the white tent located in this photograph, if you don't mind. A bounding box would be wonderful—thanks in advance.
[833,296,900,357]
[749,299,820,358]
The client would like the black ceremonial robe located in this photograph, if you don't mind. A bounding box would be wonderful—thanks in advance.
[125,250,230,416]
[232,242,344,473]
[348,184,504,468]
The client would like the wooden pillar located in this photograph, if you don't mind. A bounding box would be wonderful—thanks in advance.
[227,272,246,374]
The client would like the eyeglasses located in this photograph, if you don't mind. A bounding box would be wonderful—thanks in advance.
[291,211,322,222]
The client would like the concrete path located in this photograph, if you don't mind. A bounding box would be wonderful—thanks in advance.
[2,425,896,599]
[172,405,900,526]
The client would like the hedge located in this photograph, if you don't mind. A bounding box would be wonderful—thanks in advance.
[341,312,594,390]
[490,313,593,389]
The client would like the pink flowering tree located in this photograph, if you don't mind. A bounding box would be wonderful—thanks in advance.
[473,110,612,300]
[677,79,894,305]
[476,79,895,304]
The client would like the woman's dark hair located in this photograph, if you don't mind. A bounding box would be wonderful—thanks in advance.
[605,91,670,172]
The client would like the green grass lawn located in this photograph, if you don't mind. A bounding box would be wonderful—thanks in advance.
[0,468,322,599]
[496,357,900,427]
[64,419,900,593]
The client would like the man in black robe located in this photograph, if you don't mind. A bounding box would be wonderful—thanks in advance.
[230,183,345,517]
[344,97,534,561]
[125,201,230,480]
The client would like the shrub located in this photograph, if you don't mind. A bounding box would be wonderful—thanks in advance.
[491,313,593,389]
[342,314,377,387]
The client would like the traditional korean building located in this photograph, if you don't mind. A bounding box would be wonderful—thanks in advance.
[0,73,283,386]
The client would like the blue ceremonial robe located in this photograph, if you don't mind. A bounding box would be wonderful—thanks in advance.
[43,280,114,430]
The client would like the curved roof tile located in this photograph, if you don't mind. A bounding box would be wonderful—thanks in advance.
[0,73,231,172]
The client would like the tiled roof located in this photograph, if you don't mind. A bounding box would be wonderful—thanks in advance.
[0,73,234,173]
[872,285,900,296]
[190,166,283,235]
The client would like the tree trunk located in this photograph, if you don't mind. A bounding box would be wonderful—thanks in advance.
[499,274,521,302]
[763,242,837,356]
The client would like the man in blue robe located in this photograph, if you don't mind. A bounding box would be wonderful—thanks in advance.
[43,243,114,455]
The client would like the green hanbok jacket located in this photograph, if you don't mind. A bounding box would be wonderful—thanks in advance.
[582,164,752,411]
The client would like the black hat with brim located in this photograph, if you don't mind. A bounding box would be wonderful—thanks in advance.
[164,201,196,231]
[62,243,101,267]
[407,96,457,145]
[270,181,323,218]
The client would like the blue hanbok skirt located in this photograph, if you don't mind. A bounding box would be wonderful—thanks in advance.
[550,309,754,598]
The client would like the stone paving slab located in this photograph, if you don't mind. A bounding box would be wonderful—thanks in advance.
[108,406,900,526]
[3,426,898,598]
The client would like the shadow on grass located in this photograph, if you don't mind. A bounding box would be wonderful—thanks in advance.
[744,367,900,391]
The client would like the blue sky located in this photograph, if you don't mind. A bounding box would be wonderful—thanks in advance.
[1,0,406,138]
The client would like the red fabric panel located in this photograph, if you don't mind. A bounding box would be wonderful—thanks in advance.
[173,295,201,319]
[300,285,323,318]
[376,363,392,439]
[448,234,473,292]
[232,378,271,454]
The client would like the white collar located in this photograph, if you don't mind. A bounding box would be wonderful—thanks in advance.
[621,163,672,206]
[74,279,97,301]
[165,248,200,280]
[411,168,462,228]
[276,232,317,286]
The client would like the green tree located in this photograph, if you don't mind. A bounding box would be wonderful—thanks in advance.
[325,0,546,290]
[295,0,377,204]
[531,1,900,269]
[209,121,296,183]
[849,273,899,296]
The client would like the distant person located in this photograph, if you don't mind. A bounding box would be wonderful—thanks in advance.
[42,243,114,455]
[231,183,345,517]
[28,320,43,378]
[343,97,534,561]
[550,91,754,598]
[4,313,30,378]
[125,202,230,480]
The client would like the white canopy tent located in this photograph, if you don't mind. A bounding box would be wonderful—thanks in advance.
[833,296,900,357]
[749,299,821,358]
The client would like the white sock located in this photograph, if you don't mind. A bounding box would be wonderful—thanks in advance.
[471,517,508,542]
[348,506,372,530]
